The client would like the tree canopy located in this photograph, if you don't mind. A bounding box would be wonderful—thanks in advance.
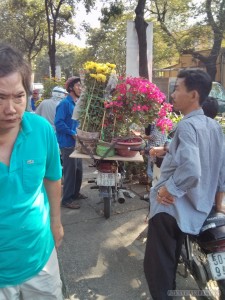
[1,0,225,81]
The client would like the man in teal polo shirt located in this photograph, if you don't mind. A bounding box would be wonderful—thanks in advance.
[0,44,64,299]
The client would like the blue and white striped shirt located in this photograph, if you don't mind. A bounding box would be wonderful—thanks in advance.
[150,109,225,234]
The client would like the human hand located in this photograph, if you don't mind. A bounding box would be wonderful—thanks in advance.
[140,149,145,155]
[156,185,175,206]
[51,220,64,248]
[150,146,166,157]
[130,129,141,136]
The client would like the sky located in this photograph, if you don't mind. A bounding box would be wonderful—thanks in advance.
[60,1,101,47]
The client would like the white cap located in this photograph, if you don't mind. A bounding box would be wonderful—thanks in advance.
[52,86,67,100]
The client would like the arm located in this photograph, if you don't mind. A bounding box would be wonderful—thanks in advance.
[55,102,76,136]
[157,123,201,204]
[44,178,64,248]
[150,146,167,157]
[215,144,225,213]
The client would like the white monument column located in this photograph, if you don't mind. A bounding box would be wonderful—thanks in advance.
[126,21,153,81]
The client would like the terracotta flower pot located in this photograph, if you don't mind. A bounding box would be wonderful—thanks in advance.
[113,136,143,157]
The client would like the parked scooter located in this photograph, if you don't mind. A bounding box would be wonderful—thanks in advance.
[88,159,127,219]
[179,207,225,299]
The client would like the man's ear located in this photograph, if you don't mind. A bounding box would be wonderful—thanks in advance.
[190,90,199,103]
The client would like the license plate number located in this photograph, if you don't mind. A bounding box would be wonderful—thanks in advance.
[97,173,115,186]
[207,252,225,280]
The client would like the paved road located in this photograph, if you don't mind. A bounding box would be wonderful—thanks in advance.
[58,159,204,300]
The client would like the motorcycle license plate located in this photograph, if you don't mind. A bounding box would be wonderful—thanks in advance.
[207,252,225,280]
[97,173,116,186]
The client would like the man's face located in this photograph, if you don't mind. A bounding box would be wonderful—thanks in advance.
[72,82,82,98]
[171,78,195,115]
[0,72,27,133]
[32,90,39,100]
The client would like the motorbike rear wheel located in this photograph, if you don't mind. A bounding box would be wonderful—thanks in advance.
[103,186,113,219]
[103,196,111,219]
[217,280,225,300]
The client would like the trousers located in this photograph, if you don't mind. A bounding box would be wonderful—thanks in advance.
[0,248,63,300]
[61,147,83,203]
[144,213,186,300]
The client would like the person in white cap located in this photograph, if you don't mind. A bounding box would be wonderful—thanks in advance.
[36,86,67,131]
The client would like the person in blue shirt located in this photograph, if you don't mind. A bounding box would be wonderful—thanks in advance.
[0,43,64,299]
[55,76,87,209]
[30,89,40,111]
[144,69,225,299]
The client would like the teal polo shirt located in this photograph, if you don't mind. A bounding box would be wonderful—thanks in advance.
[0,112,62,287]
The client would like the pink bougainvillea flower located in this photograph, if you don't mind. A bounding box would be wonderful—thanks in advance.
[109,75,173,133]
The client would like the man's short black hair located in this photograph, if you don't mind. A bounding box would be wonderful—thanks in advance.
[177,69,212,105]
[202,96,219,119]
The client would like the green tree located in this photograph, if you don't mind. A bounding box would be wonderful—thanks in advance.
[0,0,47,63]
[44,0,97,78]
[149,0,225,80]
[35,42,86,81]
[135,0,149,78]
[98,0,151,78]
[85,13,129,74]
[44,0,74,77]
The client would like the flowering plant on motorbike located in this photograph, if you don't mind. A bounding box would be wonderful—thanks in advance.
[77,61,116,133]
[104,76,173,136]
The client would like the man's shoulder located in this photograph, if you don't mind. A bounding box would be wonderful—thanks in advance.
[57,96,70,107]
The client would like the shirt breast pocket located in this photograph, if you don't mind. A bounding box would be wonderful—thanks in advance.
[23,158,46,192]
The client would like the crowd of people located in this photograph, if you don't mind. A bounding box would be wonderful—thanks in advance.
[1,41,225,300]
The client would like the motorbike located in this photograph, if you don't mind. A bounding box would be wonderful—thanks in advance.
[179,207,225,299]
[76,133,145,219]
[89,159,127,219]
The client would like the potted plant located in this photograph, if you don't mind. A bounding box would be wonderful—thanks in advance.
[103,76,173,157]
[75,61,117,155]
[77,61,116,132]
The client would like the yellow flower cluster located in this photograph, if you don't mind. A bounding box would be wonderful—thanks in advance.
[90,73,107,83]
[83,61,116,83]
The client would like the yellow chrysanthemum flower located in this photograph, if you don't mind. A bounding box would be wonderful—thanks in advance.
[90,73,97,79]
[95,74,106,82]
[83,61,116,82]
[106,63,116,69]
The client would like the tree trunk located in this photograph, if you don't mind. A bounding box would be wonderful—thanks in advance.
[204,57,217,81]
[49,47,56,78]
[135,0,149,79]
[45,0,63,78]
[187,31,223,81]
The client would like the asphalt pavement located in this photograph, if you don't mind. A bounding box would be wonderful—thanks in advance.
[58,159,201,300]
